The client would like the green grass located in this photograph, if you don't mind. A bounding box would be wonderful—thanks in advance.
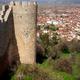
[11,53,80,80]
[60,53,80,78]
[11,59,76,80]
[72,64,80,78]
[24,76,33,80]
[71,53,80,78]
[37,59,76,80]
[60,54,70,59]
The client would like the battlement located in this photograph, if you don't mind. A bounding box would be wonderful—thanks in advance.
[9,1,37,8]
[0,1,37,23]
[0,5,12,22]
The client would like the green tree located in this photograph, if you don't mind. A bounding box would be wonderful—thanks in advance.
[37,24,60,57]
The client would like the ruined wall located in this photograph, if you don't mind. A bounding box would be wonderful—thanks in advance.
[12,1,37,64]
[6,5,20,67]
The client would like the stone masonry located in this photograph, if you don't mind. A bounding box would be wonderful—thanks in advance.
[12,1,37,64]
[0,1,37,66]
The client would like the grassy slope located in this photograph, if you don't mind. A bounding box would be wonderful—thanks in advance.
[37,59,76,80]
[11,53,80,80]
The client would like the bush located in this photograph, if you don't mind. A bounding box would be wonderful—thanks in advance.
[55,59,72,74]
[68,39,80,53]
[36,43,47,63]
[36,43,44,55]
[58,40,70,54]
[48,45,61,59]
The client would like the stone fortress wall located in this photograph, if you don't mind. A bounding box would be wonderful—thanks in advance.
[12,1,37,64]
[0,1,37,73]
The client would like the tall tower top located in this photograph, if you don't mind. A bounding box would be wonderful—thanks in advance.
[10,1,37,7]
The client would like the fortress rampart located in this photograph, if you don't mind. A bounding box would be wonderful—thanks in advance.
[12,1,37,64]
[0,1,37,70]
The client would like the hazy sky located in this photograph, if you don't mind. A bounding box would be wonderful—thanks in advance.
[37,0,80,3]
[0,0,80,4]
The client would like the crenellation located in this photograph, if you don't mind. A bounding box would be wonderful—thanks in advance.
[12,1,37,8]
[10,1,15,6]
[0,11,4,16]
[34,1,37,5]
[5,5,9,11]
[21,1,28,6]
[27,1,37,7]
[0,11,5,22]
[0,15,3,22]
[2,5,5,12]
[0,4,12,22]
[4,8,12,22]
[0,1,37,23]
[14,1,21,6]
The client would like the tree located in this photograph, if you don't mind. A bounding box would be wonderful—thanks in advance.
[37,24,60,58]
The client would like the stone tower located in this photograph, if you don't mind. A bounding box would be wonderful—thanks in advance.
[12,1,37,64]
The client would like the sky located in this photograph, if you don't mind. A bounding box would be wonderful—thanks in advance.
[0,0,80,4]
[37,0,80,4]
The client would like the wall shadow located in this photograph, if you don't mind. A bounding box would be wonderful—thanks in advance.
[0,9,20,79]
[8,9,21,69]
[36,43,47,64]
